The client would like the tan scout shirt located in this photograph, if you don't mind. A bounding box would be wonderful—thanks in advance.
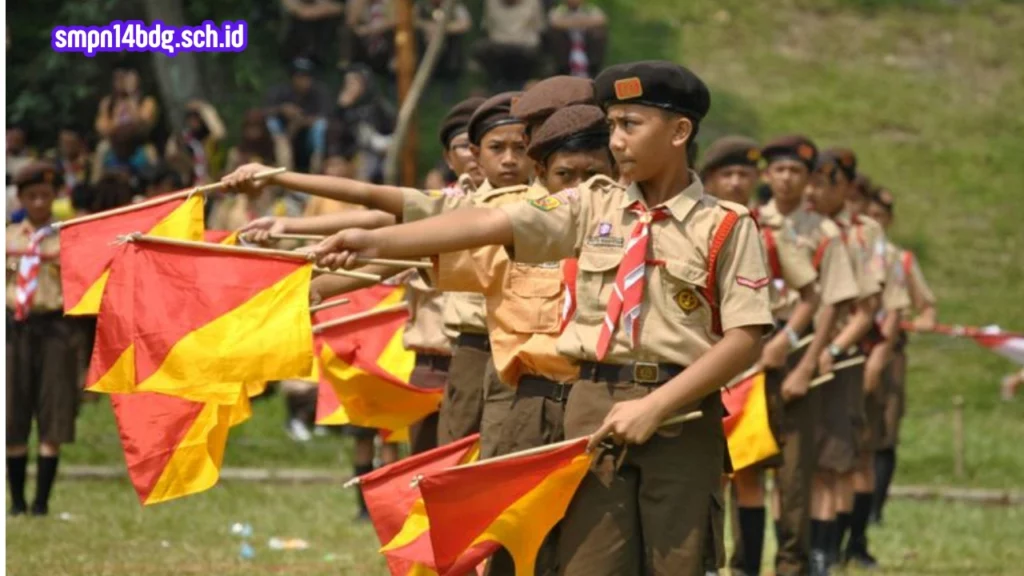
[754,205,818,320]
[6,222,63,313]
[880,241,912,313]
[763,201,859,319]
[402,179,535,335]
[834,210,886,300]
[402,273,456,354]
[900,248,936,309]
[434,185,578,386]
[497,174,774,367]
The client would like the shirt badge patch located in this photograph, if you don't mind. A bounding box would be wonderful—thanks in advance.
[597,222,613,237]
[736,276,770,289]
[675,289,701,313]
[529,196,561,212]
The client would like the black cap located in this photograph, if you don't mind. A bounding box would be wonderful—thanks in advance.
[699,135,761,178]
[761,135,818,171]
[466,91,525,146]
[14,161,62,191]
[594,60,711,124]
[527,104,608,163]
[825,147,857,181]
[438,96,487,148]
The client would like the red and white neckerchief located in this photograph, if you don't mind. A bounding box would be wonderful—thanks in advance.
[560,258,578,333]
[594,203,671,360]
[14,224,55,321]
[184,133,208,183]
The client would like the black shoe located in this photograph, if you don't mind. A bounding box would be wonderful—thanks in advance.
[811,549,831,576]
[9,502,27,517]
[845,548,879,569]
[29,502,48,517]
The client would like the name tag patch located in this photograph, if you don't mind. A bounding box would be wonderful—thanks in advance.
[585,236,625,249]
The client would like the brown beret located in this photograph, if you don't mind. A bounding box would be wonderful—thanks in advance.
[467,91,525,146]
[825,147,857,180]
[699,135,761,178]
[438,96,487,148]
[762,134,818,170]
[511,76,595,128]
[853,173,874,197]
[594,61,711,124]
[14,161,61,191]
[871,186,895,213]
[527,104,608,163]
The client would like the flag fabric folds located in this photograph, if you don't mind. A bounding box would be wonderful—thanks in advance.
[314,287,440,431]
[59,195,204,315]
[972,332,1024,365]
[87,241,314,404]
[721,371,779,471]
[383,438,592,576]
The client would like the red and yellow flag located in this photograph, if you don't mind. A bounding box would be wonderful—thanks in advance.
[87,241,314,404]
[383,438,592,576]
[315,287,441,431]
[721,372,779,471]
[112,388,245,505]
[60,195,204,315]
[356,434,480,576]
[202,229,238,244]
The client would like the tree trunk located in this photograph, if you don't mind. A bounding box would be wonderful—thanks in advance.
[140,0,206,133]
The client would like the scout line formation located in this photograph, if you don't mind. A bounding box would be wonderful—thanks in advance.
[9,60,1018,576]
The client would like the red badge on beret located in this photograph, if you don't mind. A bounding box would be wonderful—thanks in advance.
[614,77,643,100]
[839,150,855,167]
[746,148,761,162]
[797,144,815,160]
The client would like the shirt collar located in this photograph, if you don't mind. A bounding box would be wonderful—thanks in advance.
[618,170,705,221]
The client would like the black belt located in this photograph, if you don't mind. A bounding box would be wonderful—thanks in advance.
[456,332,491,352]
[579,361,686,385]
[517,375,572,402]
[415,353,451,372]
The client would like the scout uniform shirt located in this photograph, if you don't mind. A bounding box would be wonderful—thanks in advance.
[494,174,773,367]
[879,240,913,317]
[432,184,578,387]
[758,200,859,322]
[402,272,457,354]
[752,205,818,320]
[6,221,62,314]
[900,248,936,310]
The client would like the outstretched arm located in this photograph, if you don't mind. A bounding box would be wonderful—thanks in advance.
[240,210,397,244]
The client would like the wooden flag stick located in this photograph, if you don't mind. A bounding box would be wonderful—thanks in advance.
[312,302,409,333]
[809,356,866,389]
[309,299,351,313]
[55,168,287,230]
[123,233,313,261]
[270,233,327,242]
[354,258,433,270]
[313,267,383,283]
[792,334,814,353]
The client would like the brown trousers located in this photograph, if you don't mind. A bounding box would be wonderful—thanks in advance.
[480,362,515,459]
[558,379,726,576]
[815,363,861,473]
[879,350,907,450]
[437,343,489,445]
[7,313,80,446]
[407,357,450,455]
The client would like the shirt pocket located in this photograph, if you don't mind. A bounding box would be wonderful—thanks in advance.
[574,250,623,322]
[659,259,711,326]
[501,263,563,334]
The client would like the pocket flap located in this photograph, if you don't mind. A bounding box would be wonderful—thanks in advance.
[578,250,624,273]
[664,260,709,288]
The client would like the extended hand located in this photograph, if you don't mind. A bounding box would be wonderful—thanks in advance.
[760,334,790,370]
[586,397,665,452]
[309,229,378,270]
[239,216,287,245]
[221,163,277,194]
[781,364,812,401]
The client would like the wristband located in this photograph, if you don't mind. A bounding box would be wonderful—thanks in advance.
[784,326,801,349]
[827,344,843,359]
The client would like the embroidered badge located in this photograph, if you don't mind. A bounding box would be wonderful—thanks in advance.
[797,144,815,160]
[736,276,770,289]
[425,189,445,198]
[675,289,701,313]
[746,148,761,162]
[597,222,613,237]
[614,77,643,100]
[585,236,625,249]
[529,196,562,212]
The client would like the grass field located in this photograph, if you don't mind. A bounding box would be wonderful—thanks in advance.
[7,0,1024,574]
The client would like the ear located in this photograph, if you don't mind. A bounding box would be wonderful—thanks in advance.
[442,148,455,171]
[534,161,547,183]
[670,116,694,150]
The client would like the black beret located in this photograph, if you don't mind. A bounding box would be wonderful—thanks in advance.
[511,76,595,128]
[527,104,608,163]
[699,135,761,178]
[467,91,525,145]
[853,173,875,197]
[871,186,895,213]
[813,149,841,180]
[825,147,857,181]
[593,60,710,123]
[14,161,61,191]
[761,134,818,171]
[438,96,487,148]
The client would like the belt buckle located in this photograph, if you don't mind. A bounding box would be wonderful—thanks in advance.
[632,362,660,384]
[552,383,569,402]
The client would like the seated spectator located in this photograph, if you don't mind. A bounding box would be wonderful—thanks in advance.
[6,125,37,223]
[263,57,331,173]
[94,122,158,189]
[226,109,293,173]
[94,63,159,141]
[346,0,396,76]
[304,151,364,216]
[45,126,93,221]
[473,0,546,92]
[280,0,345,66]
[415,0,472,90]
[334,64,396,183]
[165,99,226,185]
[547,0,607,78]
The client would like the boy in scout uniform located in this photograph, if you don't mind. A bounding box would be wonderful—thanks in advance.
[6,162,79,517]
[702,136,821,576]
[759,136,860,576]
[865,187,938,525]
[309,61,775,576]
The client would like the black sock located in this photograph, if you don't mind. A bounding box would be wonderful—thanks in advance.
[873,449,896,519]
[7,456,28,510]
[834,512,851,560]
[849,492,873,553]
[738,507,766,574]
[353,463,374,515]
[33,455,59,513]
[810,519,830,551]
